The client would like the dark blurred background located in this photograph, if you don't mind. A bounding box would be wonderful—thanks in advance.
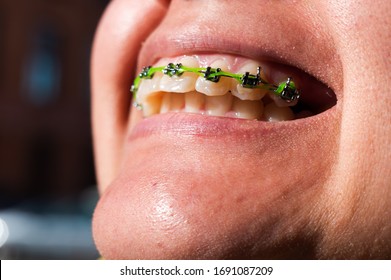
[0,0,110,259]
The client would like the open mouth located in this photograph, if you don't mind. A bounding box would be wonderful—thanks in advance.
[132,54,336,122]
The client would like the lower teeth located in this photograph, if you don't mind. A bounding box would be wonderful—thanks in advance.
[144,91,301,121]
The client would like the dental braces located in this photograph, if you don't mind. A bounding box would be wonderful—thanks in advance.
[131,63,300,107]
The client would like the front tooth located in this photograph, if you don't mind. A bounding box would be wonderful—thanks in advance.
[232,97,264,120]
[205,93,233,116]
[263,102,294,122]
[185,91,205,113]
[231,62,268,101]
[195,59,230,96]
[159,56,199,93]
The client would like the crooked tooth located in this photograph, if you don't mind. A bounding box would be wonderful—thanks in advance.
[232,97,264,120]
[195,60,230,96]
[185,91,205,113]
[205,93,233,117]
[263,102,294,122]
[231,62,268,101]
[159,56,199,93]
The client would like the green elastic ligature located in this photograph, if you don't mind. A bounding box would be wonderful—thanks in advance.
[131,63,300,108]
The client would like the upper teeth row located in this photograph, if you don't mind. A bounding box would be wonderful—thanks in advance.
[131,63,300,107]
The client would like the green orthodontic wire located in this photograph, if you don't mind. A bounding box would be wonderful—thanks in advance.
[131,63,300,107]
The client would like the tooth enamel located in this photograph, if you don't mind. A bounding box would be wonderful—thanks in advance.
[231,62,268,101]
[265,65,300,107]
[136,72,162,105]
[185,91,205,113]
[160,92,171,113]
[142,92,164,117]
[205,93,233,116]
[232,97,264,120]
[231,82,268,101]
[159,56,199,93]
[268,92,298,107]
[170,93,185,111]
[195,60,230,96]
[160,92,185,113]
[263,102,294,122]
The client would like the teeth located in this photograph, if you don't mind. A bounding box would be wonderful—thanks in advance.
[160,92,185,113]
[232,97,264,120]
[160,92,171,114]
[231,62,268,101]
[195,60,230,96]
[136,72,162,105]
[170,93,185,111]
[263,102,294,122]
[264,64,299,107]
[268,92,298,107]
[205,93,233,117]
[137,72,164,117]
[231,83,268,101]
[142,92,163,117]
[159,56,199,93]
[185,91,205,113]
[136,55,303,122]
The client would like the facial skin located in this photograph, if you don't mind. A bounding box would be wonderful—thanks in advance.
[91,0,391,259]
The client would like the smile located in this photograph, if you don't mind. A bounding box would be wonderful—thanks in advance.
[131,54,336,122]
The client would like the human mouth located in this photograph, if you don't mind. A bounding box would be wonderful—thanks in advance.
[131,54,336,122]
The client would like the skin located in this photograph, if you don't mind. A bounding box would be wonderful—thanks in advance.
[91,0,391,259]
